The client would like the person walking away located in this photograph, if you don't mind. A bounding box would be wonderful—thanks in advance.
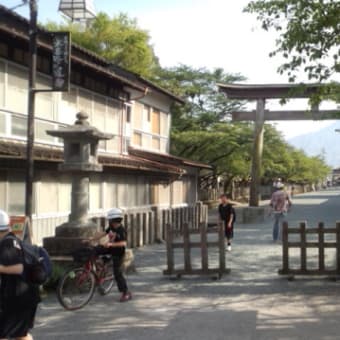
[0,210,41,340]
[88,208,132,302]
[270,183,292,242]
[218,194,235,251]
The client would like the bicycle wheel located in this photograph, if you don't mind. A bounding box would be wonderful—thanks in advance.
[98,260,114,295]
[57,267,96,311]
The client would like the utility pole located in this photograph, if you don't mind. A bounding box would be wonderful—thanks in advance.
[25,0,37,223]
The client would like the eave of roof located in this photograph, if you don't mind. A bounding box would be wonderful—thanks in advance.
[129,147,212,170]
[0,139,184,176]
[109,65,185,104]
[217,83,322,99]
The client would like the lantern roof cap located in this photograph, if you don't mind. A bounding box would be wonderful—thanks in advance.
[59,0,96,21]
[46,112,113,141]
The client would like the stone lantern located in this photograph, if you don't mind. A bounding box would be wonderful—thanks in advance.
[43,112,112,255]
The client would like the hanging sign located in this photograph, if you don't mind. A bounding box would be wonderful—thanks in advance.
[51,31,71,91]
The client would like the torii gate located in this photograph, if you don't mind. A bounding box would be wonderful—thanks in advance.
[218,83,339,207]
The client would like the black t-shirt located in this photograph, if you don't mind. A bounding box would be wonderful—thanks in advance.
[218,203,235,225]
[0,233,41,310]
[104,225,126,257]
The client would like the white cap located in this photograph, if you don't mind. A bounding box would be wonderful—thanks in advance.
[0,210,10,231]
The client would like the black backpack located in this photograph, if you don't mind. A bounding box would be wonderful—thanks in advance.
[7,235,52,285]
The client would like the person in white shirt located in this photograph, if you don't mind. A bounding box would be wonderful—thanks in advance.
[270,183,292,241]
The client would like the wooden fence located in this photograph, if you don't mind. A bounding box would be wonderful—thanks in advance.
[279,221,340,277]
[163,222,230,279]
[31,202,207,247]
[91,202,208,249]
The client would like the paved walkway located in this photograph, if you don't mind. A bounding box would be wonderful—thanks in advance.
[33,188,340,340]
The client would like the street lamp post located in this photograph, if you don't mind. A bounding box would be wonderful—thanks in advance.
[24,0,96,231]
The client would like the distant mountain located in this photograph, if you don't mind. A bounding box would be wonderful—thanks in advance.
[287,121,340,168]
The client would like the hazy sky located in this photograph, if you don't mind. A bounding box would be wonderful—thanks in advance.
[2,0,338,138]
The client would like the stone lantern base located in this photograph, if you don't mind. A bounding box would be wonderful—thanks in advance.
[43,220,99,256]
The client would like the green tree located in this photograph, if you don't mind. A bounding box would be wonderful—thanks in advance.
[46,12,159,78]
[245,0,340,83]
[160,64,330,194]
[261,124,331,185]
[262,124,295,183]
[287,150,330,184]
[171,123,254,193]
[155,65,246,131]
[157,65,252,193]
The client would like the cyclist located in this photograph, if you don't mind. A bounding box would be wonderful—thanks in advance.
[89,208,132,302]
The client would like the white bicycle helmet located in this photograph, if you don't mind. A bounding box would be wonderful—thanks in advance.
[0,210,10,231]
[107,208,123,220]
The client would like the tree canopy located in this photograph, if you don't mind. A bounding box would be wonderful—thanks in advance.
[46,12,159,78]
[262,124,330,185]
[155,65,245,131]
[244,0,340,85]
[157,65,330,192]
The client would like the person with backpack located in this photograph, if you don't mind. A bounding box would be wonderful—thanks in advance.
[88,208,132,302]
[0,209,41,340]
[218,194,236,251]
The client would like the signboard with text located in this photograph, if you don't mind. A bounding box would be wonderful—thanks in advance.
[51,31,71,91]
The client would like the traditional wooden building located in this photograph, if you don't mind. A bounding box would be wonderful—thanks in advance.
[0,5,211,243]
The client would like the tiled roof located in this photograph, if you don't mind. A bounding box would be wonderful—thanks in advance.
[129,147,212,170]
[0,139,184,176]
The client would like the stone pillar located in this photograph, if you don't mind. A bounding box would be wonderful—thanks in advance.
[69,175,89,225]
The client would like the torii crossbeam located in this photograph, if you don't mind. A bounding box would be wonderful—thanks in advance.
[218,83,340,207]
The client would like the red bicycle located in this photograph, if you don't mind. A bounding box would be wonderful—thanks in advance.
[57,246,114,310]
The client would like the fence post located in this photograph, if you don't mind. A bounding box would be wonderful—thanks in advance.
[318,222,325,272]
[184,206,189,228]
[336,222,340,275]
[162,209,167,240]
[130,214,136,248]
[176,208,181,234]
[203,204,208,227]
[200,222,208,272]
[189,205,194,230]
[282,221,289,274]
[166,223,174,275]
[148,211,154,243]
[143,212,149,245]
[194,203,199,230]
[183,222,192,272]
[300,222,307,272]
[151,206,162,243]
[136,213,142,247]
[124,214,131,248]
[181,207,185,232]
[171,208,175,235]
[218,221,226,273]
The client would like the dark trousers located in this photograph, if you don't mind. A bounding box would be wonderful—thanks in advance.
[112,256,128,294]
[223,220,234,240]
